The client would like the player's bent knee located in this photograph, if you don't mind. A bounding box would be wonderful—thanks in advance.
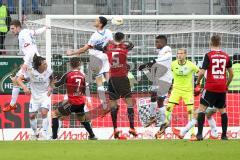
[29,113,36,119]
[41,108,49,115]
[77,113,87,122]
[157,96,165,108]
[51,110,58,118]
[205,107,217,116]
[218,108,226,114]
[151,92,157,102]
[125,97,133,106]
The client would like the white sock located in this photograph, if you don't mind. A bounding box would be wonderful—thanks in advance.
[30,118,37,135]
[207,117,218,137]
[150,101,157,117]
[85,82,92,103]
[155,107,166,126]
[10,86,20,106]
[97,86,107,109]
[42,117,49,132]
[181,118,197,136]
[58,120,62,134]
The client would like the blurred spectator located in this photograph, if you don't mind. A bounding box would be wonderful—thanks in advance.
[0,0,11,55]
[7,0,42,14]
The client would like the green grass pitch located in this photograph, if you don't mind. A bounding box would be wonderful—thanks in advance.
[0,140,240,160]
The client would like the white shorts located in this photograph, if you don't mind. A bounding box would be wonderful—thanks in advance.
[151,80,172,97]
[29,97,51,113]
[89,53,110,77]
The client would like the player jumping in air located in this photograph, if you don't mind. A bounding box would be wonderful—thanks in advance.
[3,19,49,112]
[166,48,218,140]
[195,35,233,141]
[138,35,173,138]
[17,55,54,140]
[66,16,113,111]
[51,57,97,140]
[103,32,137,139]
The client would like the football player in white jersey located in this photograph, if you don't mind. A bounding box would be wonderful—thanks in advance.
[66,16,113,110]
[3,20,49,112]
[17,55,54,140]
[139,35,173,137]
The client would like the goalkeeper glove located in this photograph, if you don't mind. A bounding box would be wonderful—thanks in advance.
[138,59,156,71]
[194,83,201,96]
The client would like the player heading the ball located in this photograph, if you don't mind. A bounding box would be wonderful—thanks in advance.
[66,16,113,111]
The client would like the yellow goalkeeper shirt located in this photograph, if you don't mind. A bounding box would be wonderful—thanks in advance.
[171,60,199,92]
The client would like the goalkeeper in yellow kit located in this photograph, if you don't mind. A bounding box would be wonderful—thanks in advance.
[159,48,218,140]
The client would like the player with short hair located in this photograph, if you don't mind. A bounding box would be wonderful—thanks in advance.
[66,16,113,110]
[166,48,218,140]
[17,55,53,140]
[3,19,49,112]
[138,35,173,138]
[103,32,137,139]
[195,35,233,140]
[51,57,97,140]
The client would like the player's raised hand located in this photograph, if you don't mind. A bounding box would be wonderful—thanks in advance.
[66,49,74,56]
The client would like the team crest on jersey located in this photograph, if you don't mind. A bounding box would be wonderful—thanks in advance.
[24,43,30,47]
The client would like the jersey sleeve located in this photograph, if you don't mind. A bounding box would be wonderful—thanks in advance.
[201,54,210,70]
[103,29,113,47]
[87,34,95,47]
[191,61,199,73]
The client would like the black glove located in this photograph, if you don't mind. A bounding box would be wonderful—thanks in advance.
[138,59,156,71]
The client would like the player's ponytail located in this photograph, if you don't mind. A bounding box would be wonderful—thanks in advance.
[33,54,46,70]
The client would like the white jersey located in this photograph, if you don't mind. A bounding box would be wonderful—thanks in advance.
[88,28,113,56]
[26,67,53,103]
[18,27,46,67]
[155,45,173,83]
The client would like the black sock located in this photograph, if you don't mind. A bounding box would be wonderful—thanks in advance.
[81,121,95,137]
[127,107,134,129]
[52,118,59,139]
[221,113,228,137]
[110,107,118,130]
[197,112,205,137]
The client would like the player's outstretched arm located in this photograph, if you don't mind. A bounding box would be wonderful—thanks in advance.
[66,44,91,56]
[54,73,67,88]
[196,69,205,85]
[16,75,30,94]
[32,26,50,36]
[138,59,156,71]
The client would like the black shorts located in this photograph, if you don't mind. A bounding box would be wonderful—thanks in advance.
[58,101,85,116]
[200,90,226,109]
[108,76,132,100]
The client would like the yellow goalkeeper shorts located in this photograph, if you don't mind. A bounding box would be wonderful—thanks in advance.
[168,89,194,106]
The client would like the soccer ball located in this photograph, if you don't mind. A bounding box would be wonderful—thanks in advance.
[111,17,124,26]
